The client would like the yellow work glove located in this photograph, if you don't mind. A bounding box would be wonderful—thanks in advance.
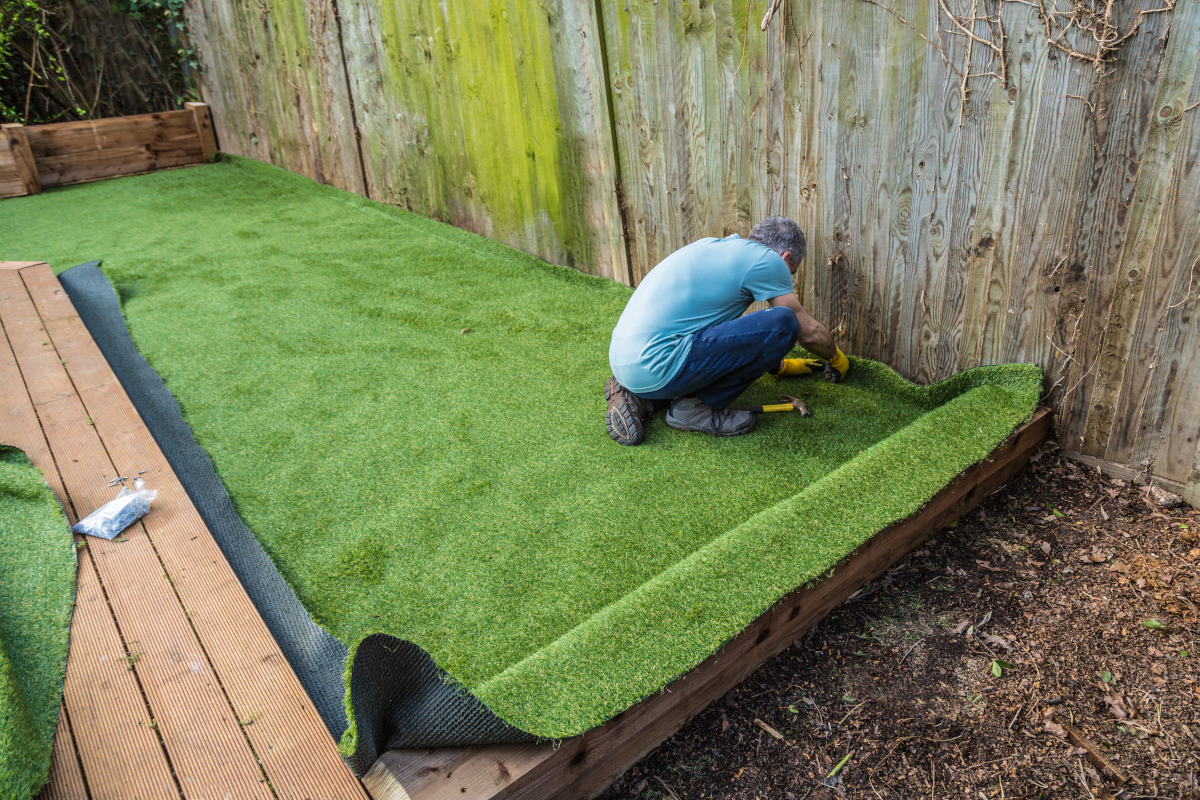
[774,358,824,377]
[824,347,850,383]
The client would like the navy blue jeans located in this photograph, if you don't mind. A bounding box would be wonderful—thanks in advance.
[634,306,800,410]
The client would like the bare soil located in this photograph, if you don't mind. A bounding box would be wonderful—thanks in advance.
[599,455,1200,799]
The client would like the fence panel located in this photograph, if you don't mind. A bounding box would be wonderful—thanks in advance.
[598,0,1200,486]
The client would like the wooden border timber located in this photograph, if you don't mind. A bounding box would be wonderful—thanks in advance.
[1,124,42,195]
[0,105,218,199]
[186,102,219,161]
[362,407,1052,800]
[1058,449,1188,496]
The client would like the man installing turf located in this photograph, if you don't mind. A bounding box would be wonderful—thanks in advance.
[605,216,849,445]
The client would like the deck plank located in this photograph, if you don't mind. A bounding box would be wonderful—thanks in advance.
[1,286,180,800]
[17,264,370,800]
[35,707,89,800]
[2,268,273,799]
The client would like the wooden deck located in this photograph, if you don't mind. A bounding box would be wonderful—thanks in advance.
[0,262,369,800]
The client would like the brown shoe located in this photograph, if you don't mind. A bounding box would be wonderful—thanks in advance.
[604,376,651,446]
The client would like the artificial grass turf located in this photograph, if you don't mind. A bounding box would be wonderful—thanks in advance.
[0,156,1041,748]
[0,447,75,799]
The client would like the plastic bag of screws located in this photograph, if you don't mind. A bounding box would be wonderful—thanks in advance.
[71,475,157,540]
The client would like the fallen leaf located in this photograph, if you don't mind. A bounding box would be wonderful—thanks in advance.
[1143,619,1166,631]
[984,634,1015,651]
[1042,541,1052,555]
[951,619,971,635]
[1103,694,1129,719]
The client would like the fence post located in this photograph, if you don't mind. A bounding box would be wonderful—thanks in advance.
[185,102,219,162]
[2,124,42,196]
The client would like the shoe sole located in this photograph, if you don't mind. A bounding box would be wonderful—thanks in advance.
[606,397,645,445]
[605,376,646,446]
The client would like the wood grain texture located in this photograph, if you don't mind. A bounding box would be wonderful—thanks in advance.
[3,269,273,800]
[2,124,42,195]
[594,0,1199,486]
[186,0,366,194]
[1186,446,1200,508]
[1058,449,1187,495]
[334,0,627,279]
[186,102,220,161]
[20,111,205,187]
[368,409,1051,800]
[1080,0,1200,457]
[1107,41,1200,479]
[0,134,25,198]
[0,273,179,800]
[34,706,89,800]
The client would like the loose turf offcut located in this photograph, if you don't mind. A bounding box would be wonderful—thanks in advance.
[0,157,1041,753]
[0,447,75,799]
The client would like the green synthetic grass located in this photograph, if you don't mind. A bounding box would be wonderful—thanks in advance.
[0,157,1041,749]
[0,447,76,799]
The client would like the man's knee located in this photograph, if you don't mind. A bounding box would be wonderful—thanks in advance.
[763,306,800,348]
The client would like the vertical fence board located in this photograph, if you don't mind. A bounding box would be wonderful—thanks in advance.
[1080,2,1200,456]
[1118,53,1200,477]
[188,0,364,193]
[334,0,625,279]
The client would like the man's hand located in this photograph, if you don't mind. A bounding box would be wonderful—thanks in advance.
[775,358,824,377]
[824,347,850,383]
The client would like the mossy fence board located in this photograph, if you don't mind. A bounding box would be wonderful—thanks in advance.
[188,0,1200,491]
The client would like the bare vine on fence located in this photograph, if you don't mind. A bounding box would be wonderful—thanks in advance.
[851,0,1175,128]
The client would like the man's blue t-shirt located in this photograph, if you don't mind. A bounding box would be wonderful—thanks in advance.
[609,235,794,393]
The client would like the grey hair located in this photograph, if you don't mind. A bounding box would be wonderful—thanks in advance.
[748,216,806,264]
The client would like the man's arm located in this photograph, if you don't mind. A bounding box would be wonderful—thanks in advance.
[767,292,836,361]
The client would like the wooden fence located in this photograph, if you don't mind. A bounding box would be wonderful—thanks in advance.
[0,103,218,198]
[169,0,1200,498]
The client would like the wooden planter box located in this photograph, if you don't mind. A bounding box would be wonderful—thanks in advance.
[1,104,217,198]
